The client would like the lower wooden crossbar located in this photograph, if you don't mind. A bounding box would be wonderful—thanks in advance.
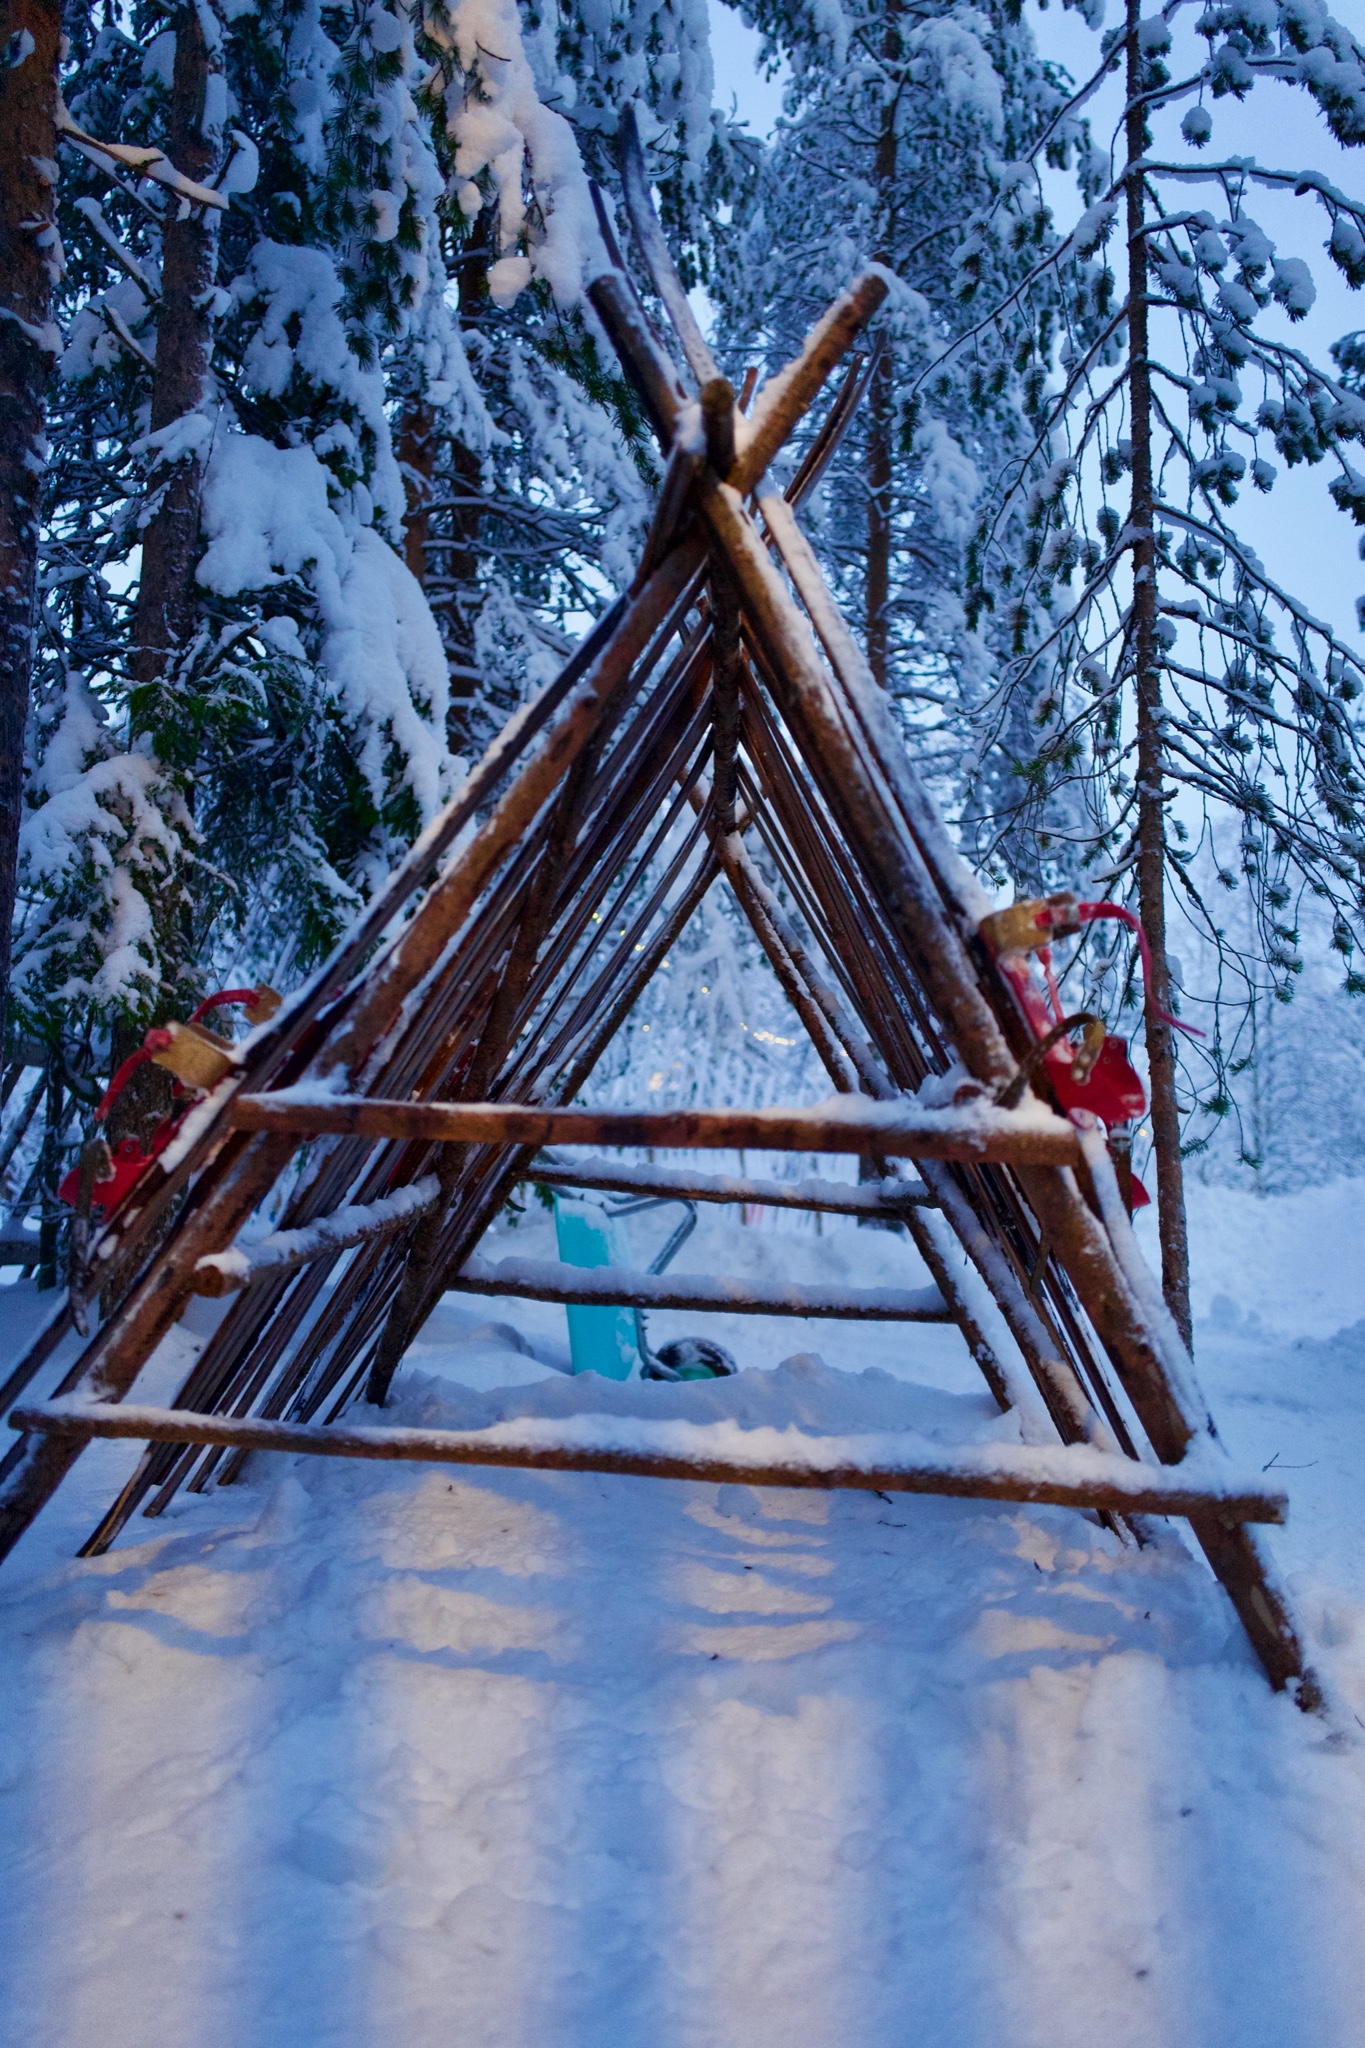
[527,1156,935,1215]
[9,1401,1286,1523]
[447,1254,953,1320]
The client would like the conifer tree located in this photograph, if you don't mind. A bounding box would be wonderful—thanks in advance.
[394,0,726,752]
[953,0,1365,1339]
[711,0,1105,890]
[14,0,463,1078]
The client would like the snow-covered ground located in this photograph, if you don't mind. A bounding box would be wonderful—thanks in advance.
[2,1185,1365,2046]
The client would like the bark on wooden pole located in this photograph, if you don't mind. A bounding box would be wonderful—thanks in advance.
[446,1252,952,1321]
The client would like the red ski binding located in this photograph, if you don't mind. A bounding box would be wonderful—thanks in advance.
[978,893,1202,1210]
[57,987,281,1224]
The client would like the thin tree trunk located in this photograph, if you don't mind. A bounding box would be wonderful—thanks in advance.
[440,227,490,753]
[108,5,222,1150]
[1126,0,1192,1349]
[401,216,492,754]
[130,1,222,694]
[439,438,484,752]
[0,0,60,1048]
[399,395,435,581]
[398,387,483,751]
[865,40,900,691]
[866,352,892,690]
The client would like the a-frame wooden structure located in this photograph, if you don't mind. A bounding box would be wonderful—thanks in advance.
[0,143,1319,1707]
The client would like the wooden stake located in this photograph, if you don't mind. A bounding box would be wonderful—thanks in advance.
[526,1156,934,1216]
[11,1398,1287,1524]
[446,1251,952,1320]
[228,1093,1085,1164]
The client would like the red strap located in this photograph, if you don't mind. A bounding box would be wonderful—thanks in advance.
[97,993,257,1120]
[188,987,260,1025]
[1074,903,1204,1038]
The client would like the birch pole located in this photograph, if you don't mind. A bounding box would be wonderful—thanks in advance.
[1125,0,1192,1349]
[0,0,60,1046]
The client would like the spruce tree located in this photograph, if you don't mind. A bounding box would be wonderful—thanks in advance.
[15,0,464,1060]
[711,0,1104,891]
[954,0,1365,1337]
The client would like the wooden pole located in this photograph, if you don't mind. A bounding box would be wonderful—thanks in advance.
[190,1176,441,1297]
[526,1156,934,1215]
[446,1250,952,1320]
[10,1398,1287,1524]
[228,1092,1085,1164]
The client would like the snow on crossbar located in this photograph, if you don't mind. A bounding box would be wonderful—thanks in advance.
[527,1156,935,1215]
[228,1092,1083,1164]
[446,1254,953,1321]
[8,1401,1286,1522]
[192,1175,442,1296]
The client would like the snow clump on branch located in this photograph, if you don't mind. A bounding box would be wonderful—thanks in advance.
[426,0,604,306]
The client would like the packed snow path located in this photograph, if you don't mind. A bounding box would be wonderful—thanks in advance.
[2,1191,1365,2047]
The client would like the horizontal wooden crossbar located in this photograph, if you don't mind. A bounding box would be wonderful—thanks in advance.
[447,1254,953,1321]
[527,1156,935,1215]
[8,1401,1286,1522]
[228,1092,1083,1165]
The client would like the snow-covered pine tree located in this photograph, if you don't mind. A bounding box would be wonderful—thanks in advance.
[5,0,472,1246]
[16,0,463,1064]
[710,0,1098,894]
[393,0,730,755]
[5,0,743,1248]
[951,0,1365,1338]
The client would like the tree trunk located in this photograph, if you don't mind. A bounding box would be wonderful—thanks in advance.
[398,394,435,582]
[405,222,489,753]
[130,2,221,693]
[865,36,900,692]
[1126,0,1192,1348]
[109,4,222,1148]
[436,438,484,753]
[866,352,892,691]
[0,0,60,1049]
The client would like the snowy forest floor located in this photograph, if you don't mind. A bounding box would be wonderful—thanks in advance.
[2,1178,1365,2046]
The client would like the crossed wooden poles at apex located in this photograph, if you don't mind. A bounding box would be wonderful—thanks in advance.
[0,144,1320,1706]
